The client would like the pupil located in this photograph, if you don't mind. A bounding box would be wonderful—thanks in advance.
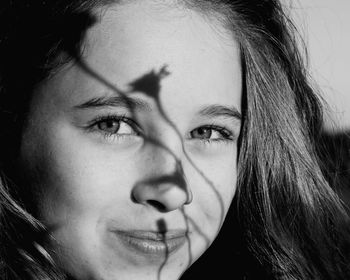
[106,120,115,128]
[196,127,211,139]
[99,120,120,132]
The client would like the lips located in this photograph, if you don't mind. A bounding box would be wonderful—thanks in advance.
[113,230,187,258]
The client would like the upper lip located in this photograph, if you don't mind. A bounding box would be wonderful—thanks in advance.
[113,230,188,241]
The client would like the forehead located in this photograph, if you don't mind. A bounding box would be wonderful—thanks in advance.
[56,1,241,111]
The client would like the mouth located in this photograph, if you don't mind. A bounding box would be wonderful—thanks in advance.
[113,230,187,258]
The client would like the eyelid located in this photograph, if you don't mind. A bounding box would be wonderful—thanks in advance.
[206,124,234,137]
[86,114,142,135]
[189,124,236,142]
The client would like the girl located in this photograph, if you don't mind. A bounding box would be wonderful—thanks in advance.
[0,0,349,279]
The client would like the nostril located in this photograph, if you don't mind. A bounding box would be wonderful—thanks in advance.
[146,200,167,212]
[131,181,190,212]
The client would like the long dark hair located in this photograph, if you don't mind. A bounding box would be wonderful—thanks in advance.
[0,0,349,279]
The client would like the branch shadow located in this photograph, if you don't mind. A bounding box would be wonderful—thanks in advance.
[128,67,226,227]
[156,219,169,280]
[73,59,223,279]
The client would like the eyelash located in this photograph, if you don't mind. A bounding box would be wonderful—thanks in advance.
[87,114,140,140]
[189,125,235,144]
[86,114,235,143]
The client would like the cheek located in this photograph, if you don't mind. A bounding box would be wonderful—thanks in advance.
[185,146,237,234]
[28,124,137,228]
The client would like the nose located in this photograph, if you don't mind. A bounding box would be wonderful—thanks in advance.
[132,162,193,212]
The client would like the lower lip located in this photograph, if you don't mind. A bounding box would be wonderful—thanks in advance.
[115,231,187,258]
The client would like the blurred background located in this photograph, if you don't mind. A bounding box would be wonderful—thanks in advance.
[285,0,350,130]
[285,0,350,207]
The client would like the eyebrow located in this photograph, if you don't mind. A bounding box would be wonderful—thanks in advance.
[75,96,242,121]
[74,96,152,111]
[198,104,242,122]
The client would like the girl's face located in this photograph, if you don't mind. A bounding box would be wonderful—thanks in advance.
[20,1,241,280]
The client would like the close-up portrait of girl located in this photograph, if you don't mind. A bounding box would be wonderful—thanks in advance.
[0,0,349,279]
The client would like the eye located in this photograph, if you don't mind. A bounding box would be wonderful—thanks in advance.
[190,125,233,142]
[190,127,212,139]
[89,115,140,138]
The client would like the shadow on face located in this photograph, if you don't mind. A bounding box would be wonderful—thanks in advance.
[18,1,242,279]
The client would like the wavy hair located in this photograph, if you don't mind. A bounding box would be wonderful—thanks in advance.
[0,0,349,279]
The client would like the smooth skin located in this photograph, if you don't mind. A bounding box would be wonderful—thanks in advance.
[20,1,242,279]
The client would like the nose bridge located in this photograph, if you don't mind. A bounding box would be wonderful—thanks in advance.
[151,140,181,174]
[151,118,184,163]
[144,118,185,173]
